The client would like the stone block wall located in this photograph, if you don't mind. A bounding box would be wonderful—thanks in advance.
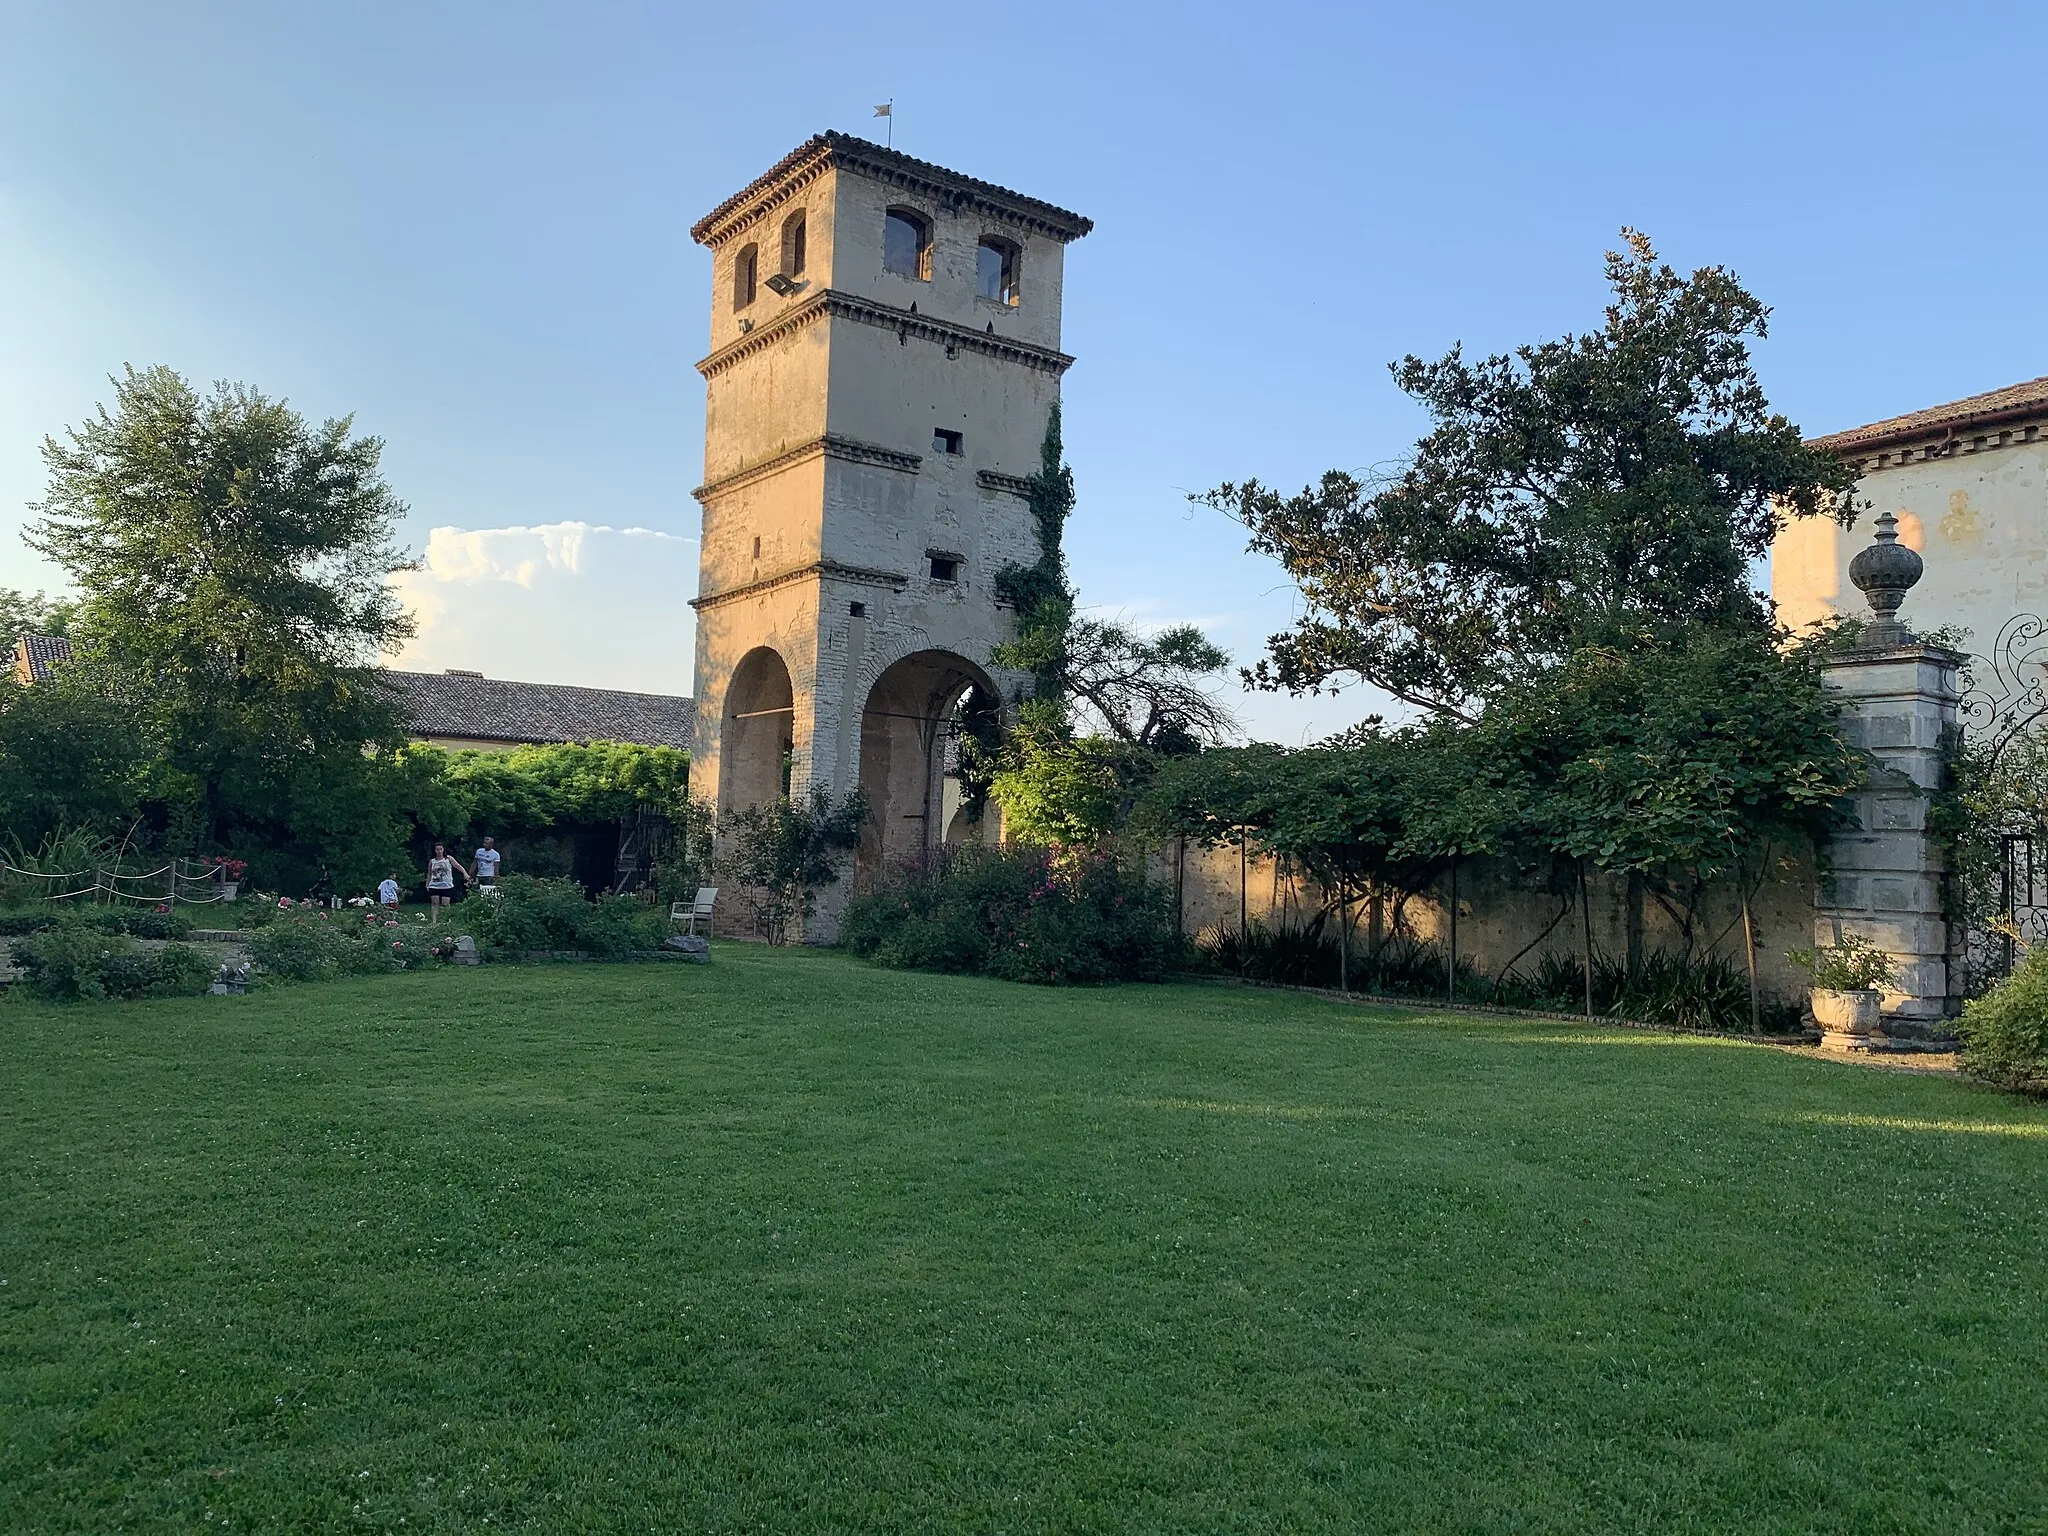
[1813,643,1962,1035]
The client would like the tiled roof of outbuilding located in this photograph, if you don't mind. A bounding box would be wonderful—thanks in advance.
[383,669,694,751]
[13,632,73,684]
[1810,375,2048,454]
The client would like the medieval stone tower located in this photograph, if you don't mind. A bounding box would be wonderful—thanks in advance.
[687,133,1092,930]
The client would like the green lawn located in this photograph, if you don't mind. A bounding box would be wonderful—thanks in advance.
[6,952,2048,1533]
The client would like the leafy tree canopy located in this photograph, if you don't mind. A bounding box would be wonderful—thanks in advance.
[1062,618,1234,753]
[400,741,692,840]
[32,365,413,696]
[1201,232,1859,721]
[1140,629,1861,895]
[26,365,417,870]
[0,588,75,642]
[0,673,154,851]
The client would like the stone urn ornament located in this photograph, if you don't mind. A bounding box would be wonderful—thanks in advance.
[1792,934,1896,1049]
[1846,510,1924,646]
[1809,986,1883,1047]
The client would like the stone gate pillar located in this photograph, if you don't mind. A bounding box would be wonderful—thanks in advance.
[1814,512,1962,1039]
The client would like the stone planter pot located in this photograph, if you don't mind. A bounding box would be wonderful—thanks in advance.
[218,881,238,902]
[1812,987,1883,1048]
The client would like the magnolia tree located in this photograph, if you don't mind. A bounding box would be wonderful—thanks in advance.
[1202,231,1859,720]
[1155,234,1870,1023]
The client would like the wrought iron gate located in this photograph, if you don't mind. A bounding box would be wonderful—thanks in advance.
[1955,615,2048,993]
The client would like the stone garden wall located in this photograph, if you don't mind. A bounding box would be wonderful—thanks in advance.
[1157,840,1816,1002]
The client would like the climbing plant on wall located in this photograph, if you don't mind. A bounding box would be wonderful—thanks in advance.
[972,406,1235,844]
[955,406,1078,825]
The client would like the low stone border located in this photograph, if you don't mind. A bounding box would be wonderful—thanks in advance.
[1181,972,1972,1065]
[508,949,706,964]
[1175,972,1825,1046]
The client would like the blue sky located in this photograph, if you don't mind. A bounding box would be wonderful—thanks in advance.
[3,0,2044,741]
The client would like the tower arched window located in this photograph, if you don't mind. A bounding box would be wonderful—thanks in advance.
[733,243,758,310]
[781,210,807,278]
[976,237,1020,306]
[883,208,931,280]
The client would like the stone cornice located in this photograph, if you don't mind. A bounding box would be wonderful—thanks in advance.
[695,434,922,504]
[694,150,835,254]
[689,559,907,613]
[692,131,1093,251]
[697,289,1075,380]
[1810,375,2048,466]
[1831,420,2045,479]
[975,469,1035,499]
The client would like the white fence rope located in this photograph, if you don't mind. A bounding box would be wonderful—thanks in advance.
[2,859,240,905]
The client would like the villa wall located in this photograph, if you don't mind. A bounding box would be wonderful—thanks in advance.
[1159,840,1817,1002]
[1773,433,2048,661]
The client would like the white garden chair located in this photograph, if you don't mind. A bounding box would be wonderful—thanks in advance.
[670,887,718,936]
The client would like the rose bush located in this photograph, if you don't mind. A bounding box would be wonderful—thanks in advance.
[842,845,1178,985]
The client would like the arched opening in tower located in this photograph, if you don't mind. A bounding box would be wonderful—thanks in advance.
[856,650,1000,880]
[720,646,796,816]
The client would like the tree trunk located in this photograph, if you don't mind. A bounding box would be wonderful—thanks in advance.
[1237,831,1248,975]
[1741,874,1761,1034]
[1174,835,1186,941]
[1579,860,1595,1021]
[1625,870,1645,979]
[1446,859,1459,1003]
[1338,887,1350,994]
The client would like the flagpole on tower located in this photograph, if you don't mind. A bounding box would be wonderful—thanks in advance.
[874,99,893,149]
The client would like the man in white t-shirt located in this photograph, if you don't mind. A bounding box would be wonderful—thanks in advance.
[377,873,400,908]
[473,837,502,888]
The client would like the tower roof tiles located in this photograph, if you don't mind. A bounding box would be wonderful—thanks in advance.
[691,131,1093,249]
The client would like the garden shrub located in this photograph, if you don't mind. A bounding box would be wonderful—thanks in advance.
[1788,933,1894,992]
[0,906,195,939]
[152,943,218,996]
[113,908,198,940]
[12,924,213,1002]
[843,846,1178,985]
[462,876,664,959]
[1959,946,2048,1093]
[248,912,346,980]
[1198,923,1485,998]
[1191,921,1796,1030]
[248,908,432,980]
[1526,949,1798,1032]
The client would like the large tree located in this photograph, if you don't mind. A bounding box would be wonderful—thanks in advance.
[28,365,416,884]
[1202,232,1859,721]
[1061,617,1234,753]
[0,673,152,849]
[0,587,74,642]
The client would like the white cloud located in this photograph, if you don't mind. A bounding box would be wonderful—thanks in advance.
[386,521,697,695]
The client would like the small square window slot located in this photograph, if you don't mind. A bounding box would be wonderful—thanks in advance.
[933,429,963,455]
[928,556,960,583]
[849,601,866,617]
